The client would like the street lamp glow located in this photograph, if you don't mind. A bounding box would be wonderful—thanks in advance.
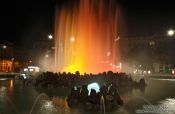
[70,37,75,42]
[48,34,53,39]
[45,54,49,58]
[107,52,111,56]
[115,36,120,42]
[167,29,174,36]
[3,45,7,49]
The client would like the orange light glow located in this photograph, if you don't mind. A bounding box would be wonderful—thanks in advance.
[55,0,120,74]
[0,60,13,72]
[9,80,14,97]
[10,80,13,88]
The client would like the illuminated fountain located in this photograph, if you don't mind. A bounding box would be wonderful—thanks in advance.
[55,0,120,73]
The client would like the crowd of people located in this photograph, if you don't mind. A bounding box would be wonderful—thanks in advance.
[23,71,146,110]
[67,84,124,110]
[32,71,146,89]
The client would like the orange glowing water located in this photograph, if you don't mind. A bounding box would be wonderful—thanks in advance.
[55,0,120,73]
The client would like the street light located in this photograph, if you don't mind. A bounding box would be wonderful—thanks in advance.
[70,37,75,42]
[45,54,49,58]
[3,45,7,49]
[167,29,174,36]
[48,34,53,40]
[115,36,120,42]
[107,52,111,56]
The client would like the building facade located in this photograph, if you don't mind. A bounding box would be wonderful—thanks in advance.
[0,42,30,72]
[119,34,175,74]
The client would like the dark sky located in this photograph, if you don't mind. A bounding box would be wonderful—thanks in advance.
[0,0,55,47]
[1,0,175,47]
[120,0,175,37]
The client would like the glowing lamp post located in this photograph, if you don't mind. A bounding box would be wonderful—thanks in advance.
[115,36,120,42]
[70,37,75,42]
[2,45,7,58]
[3,45,7,49]
[107,52,111,57]
[45,54,49,58]
[167,29,174,36]
[48,34,53,40]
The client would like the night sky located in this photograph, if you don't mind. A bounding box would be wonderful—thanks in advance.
[1,0,175,47]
